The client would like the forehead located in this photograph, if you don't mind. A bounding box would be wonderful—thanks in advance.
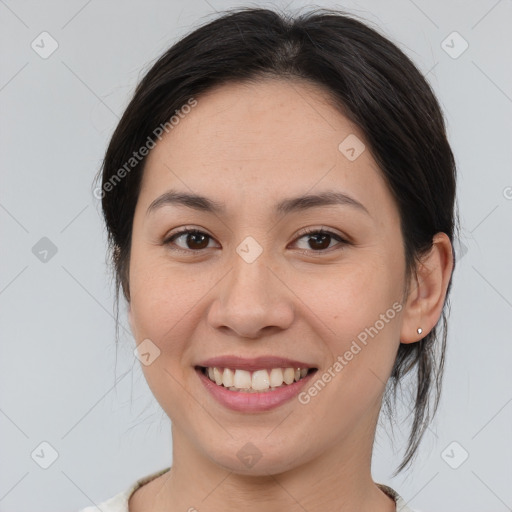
[149,78,354,164]
[139,78,395,222]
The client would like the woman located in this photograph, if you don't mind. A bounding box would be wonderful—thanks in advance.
[80,6,457,511]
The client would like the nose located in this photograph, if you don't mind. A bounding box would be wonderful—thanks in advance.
[207,252,295,339]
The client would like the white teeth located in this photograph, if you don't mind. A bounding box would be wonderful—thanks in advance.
[252,370,270,390]
[202,366,312,391]
[222,368,234,387]
[269,368,284,387]
[213,367,223,386]
[283,368,295,385]
[233,369,251,389]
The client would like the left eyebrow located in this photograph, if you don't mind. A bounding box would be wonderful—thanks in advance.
[146,189,370,217]
[275,190,370,216]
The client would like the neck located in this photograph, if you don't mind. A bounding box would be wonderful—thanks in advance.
[151,424,396,512]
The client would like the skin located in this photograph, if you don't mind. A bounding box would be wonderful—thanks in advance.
[126,79,453,511]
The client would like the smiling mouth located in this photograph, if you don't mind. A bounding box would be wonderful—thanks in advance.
[196,366,318,393]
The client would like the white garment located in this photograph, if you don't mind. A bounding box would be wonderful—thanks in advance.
[77,466,419,512]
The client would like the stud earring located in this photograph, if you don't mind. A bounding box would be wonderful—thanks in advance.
[417,327,423,335]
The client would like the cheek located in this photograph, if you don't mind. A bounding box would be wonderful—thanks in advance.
[128,252,222,367]
[305,259,403,390]
[306,260,401,334]
[128,262,205,410]
[130,266,200,338]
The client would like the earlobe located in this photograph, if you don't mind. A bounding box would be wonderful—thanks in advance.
[399,232,454,344]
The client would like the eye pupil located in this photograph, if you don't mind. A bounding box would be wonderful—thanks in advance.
[188,232,209,249]
[309,233,331,250]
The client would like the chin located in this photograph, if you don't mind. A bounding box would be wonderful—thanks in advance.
[204,438,310,477]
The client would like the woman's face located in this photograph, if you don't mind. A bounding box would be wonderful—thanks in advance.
[128,79,409,475]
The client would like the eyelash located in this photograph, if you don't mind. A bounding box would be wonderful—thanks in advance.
[163,226,349,256]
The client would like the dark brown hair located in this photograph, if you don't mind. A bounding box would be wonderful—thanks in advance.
[94,6,458,476]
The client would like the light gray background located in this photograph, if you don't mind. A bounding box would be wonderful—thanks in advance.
[1,1,511,511]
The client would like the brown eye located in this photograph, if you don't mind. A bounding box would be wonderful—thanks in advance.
[164,227,348,256]
[165,229,216,253]
[293,228,348,254]
[306,232,332,250]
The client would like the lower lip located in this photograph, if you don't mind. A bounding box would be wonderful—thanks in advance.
[195,367,317,412]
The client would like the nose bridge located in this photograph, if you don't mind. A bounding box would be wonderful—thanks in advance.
[229,233,274,303]
[231,245,272,306]
[207,239,294,338]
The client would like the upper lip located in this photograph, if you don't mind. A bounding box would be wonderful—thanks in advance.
[196,356,317,372]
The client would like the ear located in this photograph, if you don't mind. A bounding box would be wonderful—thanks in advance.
[400,232,454,344]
